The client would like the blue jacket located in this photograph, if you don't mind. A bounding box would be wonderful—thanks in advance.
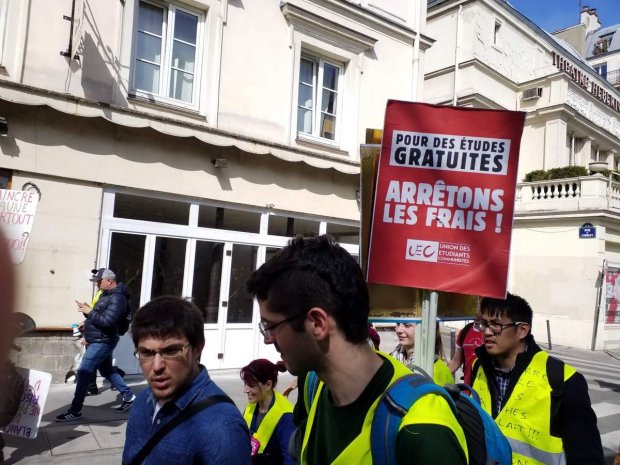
[84,283,129,344]
[123,366,251,465]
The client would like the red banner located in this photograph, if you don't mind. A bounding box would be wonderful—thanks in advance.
[367,101,525,298]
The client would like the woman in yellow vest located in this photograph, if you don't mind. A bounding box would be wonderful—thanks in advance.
[241,359,295,465]
[391,321,454,385]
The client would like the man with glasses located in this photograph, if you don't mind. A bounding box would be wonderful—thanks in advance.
[122,296,250,465]
[471,292,604,465]
[56,268,135,421]
[248,235,468,465]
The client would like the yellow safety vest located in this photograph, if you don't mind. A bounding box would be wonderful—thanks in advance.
[244,391,293,454]
[301,352,468,465]
[91,290,102,307]
[433,358,455,386]
[472,351,576,465]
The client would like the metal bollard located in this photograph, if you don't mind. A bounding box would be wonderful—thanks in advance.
[450,329,456,359]
[546,319,552,351]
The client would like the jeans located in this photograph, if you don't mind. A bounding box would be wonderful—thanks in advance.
[70,342,132,413]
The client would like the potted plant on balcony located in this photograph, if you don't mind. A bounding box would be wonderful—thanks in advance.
[589,161,608,173]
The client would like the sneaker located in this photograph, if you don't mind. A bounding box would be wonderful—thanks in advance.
[55,411,82,422]
[85,387,99,396]
[114,394,136,413]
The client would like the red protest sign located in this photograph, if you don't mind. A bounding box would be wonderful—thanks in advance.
[367,101,525,299]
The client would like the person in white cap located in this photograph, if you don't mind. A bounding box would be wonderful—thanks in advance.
[56,268,135,421]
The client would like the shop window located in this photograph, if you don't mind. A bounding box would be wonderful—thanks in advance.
[113,193,190,225]
[326,223,359,245]
[226,244,258,324]
[297,53,343,142]
[606,267,620,323]
[191,240,224,323]
[197,205,261,233]
[108,233,146,313]
[131,0,203,108]
[151,236,187,298]
[0,169,11,189]
[267,215,320,237]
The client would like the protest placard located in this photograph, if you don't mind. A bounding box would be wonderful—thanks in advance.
[1,368,52,439]
[0,189,39,264]
[367,101,525,298]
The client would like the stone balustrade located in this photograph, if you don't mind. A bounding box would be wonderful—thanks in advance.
[515,174,620,213]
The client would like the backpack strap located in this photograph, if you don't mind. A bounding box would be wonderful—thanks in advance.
[457,322,473,347]
[303,371,320,413]
[371,374,456,465]
[546,356,565,437]
[128,394,234,465]
[471,358,481,382]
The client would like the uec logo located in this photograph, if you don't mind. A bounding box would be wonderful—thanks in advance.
[405,239,439,262]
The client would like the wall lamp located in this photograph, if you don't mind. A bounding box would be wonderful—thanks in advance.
[212,158,228,168]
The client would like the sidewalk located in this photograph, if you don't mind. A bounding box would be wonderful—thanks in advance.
[2,370,297,465]
[3,340,618,464]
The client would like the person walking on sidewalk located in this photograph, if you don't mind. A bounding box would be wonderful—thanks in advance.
[123,296,250,465]
[56,268,135,421]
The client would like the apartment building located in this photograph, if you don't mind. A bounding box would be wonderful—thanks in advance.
[0,0,430,379]
[426,0,620,350]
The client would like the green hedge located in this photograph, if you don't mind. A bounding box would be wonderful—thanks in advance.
[523,166,589,182]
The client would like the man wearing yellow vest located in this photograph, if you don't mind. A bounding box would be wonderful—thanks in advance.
[247,235,468,465]
[471,292,604,465]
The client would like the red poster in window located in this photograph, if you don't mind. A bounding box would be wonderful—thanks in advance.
[605,267,620,323]
[367,101,525,298]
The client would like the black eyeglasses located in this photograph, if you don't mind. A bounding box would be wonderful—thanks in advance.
[134,343,191,361]
[474,320,524,336]
[258,309,309,339]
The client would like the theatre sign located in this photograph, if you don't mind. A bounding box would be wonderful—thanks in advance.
[552,52,620,113]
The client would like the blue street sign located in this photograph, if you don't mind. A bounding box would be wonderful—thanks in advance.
[579,223,596,238]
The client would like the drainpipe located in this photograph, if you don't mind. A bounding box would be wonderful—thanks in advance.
[591,259,607,350]
[570,133,575,166]
[411,0,421,101]
[452,5,463,106]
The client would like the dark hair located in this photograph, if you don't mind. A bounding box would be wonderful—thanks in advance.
[434,322,445,359]
[247,235,370,344]
[132,296,205,348]
[240,359,287,388]
[480,292,533,327]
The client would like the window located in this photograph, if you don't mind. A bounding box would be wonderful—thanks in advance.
[493,20,502,46]
[0,0,7,65]
[594,63,608,79]
[114,193,190,225]
[132,0,203,107]
[0,169,10,189]
[297,54,343,142]
[593,33,614,55]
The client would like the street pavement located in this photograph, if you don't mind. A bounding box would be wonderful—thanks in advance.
[2,331,620,464]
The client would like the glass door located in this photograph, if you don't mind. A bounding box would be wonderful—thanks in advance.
[108,232,147,374]
[218,244,259,368]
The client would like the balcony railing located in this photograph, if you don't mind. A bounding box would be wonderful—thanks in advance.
[515,174,620,213]
[607,69,620,86]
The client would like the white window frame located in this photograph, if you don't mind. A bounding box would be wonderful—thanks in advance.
[129,0,205,110]
[594,63,608,79]
[281,2,376,158]
[493,19,502,47]
[0,0,8,66]
[297,53,344,146]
